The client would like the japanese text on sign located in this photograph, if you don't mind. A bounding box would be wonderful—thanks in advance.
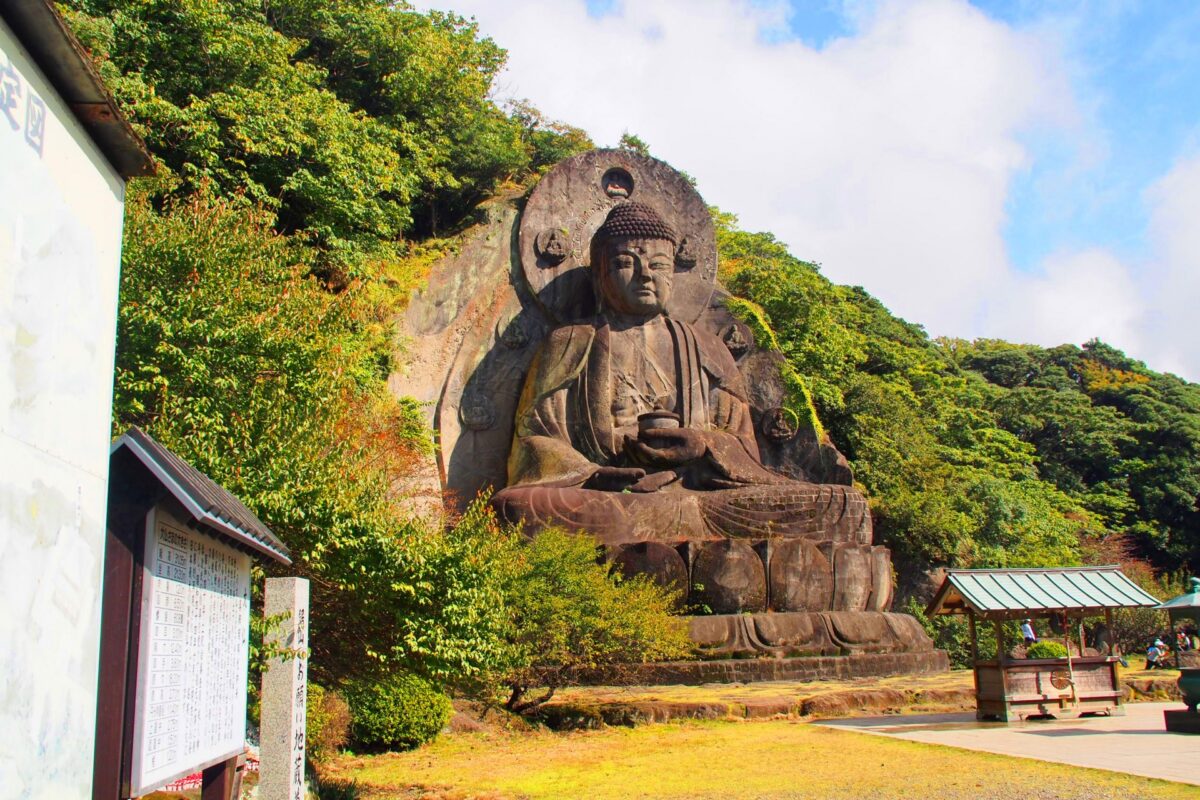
[129,510,252,796]
[1,52,47,156]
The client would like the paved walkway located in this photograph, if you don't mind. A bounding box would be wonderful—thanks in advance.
[818,702,1199,786]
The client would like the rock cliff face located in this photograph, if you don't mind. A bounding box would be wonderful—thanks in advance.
[389,151,939,671]
[389,198,544,518]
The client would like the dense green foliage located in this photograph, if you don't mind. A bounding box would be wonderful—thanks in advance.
[61,0,591,279]
[345,673,452,751]
[716,212,1200,582]
[79,0,595,689]
[1025,640,1069,659]
[306,684,352,764]
[948,339,1200,570]
[488,529,693,712]
[111,185,518,683]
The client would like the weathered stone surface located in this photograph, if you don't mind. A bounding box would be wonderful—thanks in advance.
[799,688,907,717]
[867,546,894,611]
[692,539,767,614]
[820,543,873,612]
[753,610,831,654]
[690,611,932,659]
[563,650,951,686]
[769,539,832,612]
[517,150,717,324]
[260,578,309,800]
[611,541,688,599]
[389,200,544,516]
[824,609,891,653]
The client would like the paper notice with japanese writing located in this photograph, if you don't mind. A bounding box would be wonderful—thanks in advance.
[129,508,251,796]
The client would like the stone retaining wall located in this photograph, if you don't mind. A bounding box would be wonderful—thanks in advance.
[563,650,950,686]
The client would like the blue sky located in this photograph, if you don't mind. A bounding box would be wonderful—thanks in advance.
[429,0,1200,379]
[782,1,1200,276]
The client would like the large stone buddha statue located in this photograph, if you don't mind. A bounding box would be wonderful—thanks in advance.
[493,202,871,551]
[398,150,940,672]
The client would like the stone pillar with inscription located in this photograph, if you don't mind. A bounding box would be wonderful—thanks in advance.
[259,577,309,800]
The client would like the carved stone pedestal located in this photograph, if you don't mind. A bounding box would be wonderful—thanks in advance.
[689,611,933,658]
[607,538,894,616]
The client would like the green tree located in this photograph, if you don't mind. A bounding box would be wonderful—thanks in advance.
[618,131,651,155]
[60,0,550,270]
[112,185,514,683]
[487,529,692,712]
[716,210,1092,579]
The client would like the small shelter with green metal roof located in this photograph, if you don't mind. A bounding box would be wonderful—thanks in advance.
[1157,577,1200,668]
[927,566,1160,721]
[1157,577,1200,628]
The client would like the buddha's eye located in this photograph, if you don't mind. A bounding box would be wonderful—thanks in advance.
[614,255,636,270]
[650,260,672,273]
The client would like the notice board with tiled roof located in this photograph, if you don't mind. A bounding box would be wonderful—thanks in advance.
[98,428,290,797]
[926,566,1159,621]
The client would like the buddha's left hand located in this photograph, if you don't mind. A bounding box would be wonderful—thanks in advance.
[624,427,707,467]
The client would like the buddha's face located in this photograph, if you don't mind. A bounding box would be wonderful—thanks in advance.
[597,236,674,317]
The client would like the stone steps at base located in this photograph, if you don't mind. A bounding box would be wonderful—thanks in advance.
[559,650,950,687]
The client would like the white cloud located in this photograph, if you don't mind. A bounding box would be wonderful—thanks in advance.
[975,152,1200,381]
[1140,153,1200,378]
[421,0,1198,379]
[982,248,1143,352]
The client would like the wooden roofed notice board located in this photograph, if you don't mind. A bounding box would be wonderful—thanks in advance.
[130,507,253,794]
[97,428,291,799]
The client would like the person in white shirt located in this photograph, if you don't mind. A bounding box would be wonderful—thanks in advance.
[1021,619,1037,646]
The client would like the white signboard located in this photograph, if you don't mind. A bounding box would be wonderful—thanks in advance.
[129,508,252,796]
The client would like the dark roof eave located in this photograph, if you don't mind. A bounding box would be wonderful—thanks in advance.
[112,429,291,565]
[1,0,154,178]
[946,605,1154,620]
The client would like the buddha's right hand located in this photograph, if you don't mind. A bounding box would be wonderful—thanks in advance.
[584,465,647,491]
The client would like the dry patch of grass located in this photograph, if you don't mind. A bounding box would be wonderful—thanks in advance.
[324,718,1196,800]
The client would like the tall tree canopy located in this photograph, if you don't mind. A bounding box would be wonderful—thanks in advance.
[717,212,1200,580]
[61,0,590,279]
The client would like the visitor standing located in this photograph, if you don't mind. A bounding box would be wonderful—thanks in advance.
[1021,618,1038,646]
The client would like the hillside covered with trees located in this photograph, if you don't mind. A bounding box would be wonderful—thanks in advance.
[62,0,1199,699]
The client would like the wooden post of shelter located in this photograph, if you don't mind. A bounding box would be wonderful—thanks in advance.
[1104,608,1114,656]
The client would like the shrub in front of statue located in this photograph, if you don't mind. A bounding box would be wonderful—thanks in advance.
[306,684,352,763]
[345,673,452,751]
[486,527,693,713]
[1026,641,1069,660]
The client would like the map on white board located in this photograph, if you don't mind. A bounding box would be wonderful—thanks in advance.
[129,508,251,796]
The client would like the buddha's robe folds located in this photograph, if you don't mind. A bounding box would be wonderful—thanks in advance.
[492,316,870,545]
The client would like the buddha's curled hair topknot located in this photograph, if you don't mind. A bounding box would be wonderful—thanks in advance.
[593,202,678,246]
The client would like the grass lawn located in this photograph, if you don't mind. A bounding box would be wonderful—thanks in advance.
[323,717,1197,800]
